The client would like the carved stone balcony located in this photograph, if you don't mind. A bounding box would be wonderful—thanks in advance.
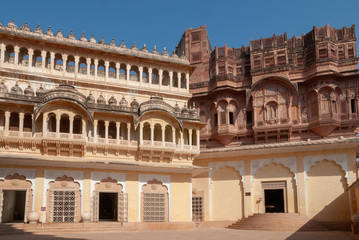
[213,124,238,145]
[308,113,341,136]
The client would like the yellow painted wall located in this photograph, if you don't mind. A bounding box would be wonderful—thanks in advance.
[83,170,91,213]
[211,167,243,221]
[192,171,210,220]
[34,167,44,222]
[126,171,139,222]
[307,160,350,221]
[252,163,297,214]
[170,173,191,222]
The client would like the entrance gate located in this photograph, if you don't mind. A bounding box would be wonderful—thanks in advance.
[262,181,287,213]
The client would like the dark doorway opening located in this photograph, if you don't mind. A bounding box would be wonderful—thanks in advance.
[2,190,26,223]
[99,192,117,221]
[264,189,284,213]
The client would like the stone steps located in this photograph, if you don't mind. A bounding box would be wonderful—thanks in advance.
[227,213,332,232]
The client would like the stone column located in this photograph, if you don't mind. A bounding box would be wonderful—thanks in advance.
[4,111,10,136]
[127,123,131,145]
[186,73,190,92]
[180,131,184,149]
[139,122,143,146]
[150,125,154,146]
[169,71,173,90]
[74,56,79,79]
[62,54,67,73]
[19,112,24,137]
[94,59,98,78]
[161,125,165,147]
[69,115,74,139]
[41,51,47,70]
[86,58,91,77]
[50,52,55,73]
[139,66,143,85]
[148,68,152,88]
[172,127,176,147]
[105,61,109,80]
[116,63,120,80]
[42,112,48,137]
[196,129,200,150]
[0,43,5,63]
[159,69,163,89]
[126,64,131,83]
[14,46,19,66]
[82,119,86,139]
[93,120,98,142]
[177,72,181,91]
[56,115,60,138]
[28,49,34,69]
[189,129,193,150]
[105,121,109,143]
[116,122,120,144]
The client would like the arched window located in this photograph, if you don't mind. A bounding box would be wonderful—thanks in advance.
[78,57,87,75]
[142,67,149,83]
[73,115,82,134]
[5,45,15,63]
[9,112,19,131]
[108,121,116,139]
[32,49,42,67]
[183,128,189,145]
[162,71,170,86]
[97,120,105,138]
[119,64,126,80]
[154,124,162,141]
[54,53,63,71]
[109,62,116,79]
[165,125,172,142]
[172,72,178,88]
[48,113,56,132]
[66,55,75,73]
[60,114,70,133]
[192,129,197,146]
[18,47,29,66]
[266,103,277,120]
[180,73,186,89]
[97,60,105,77]
[120,122,128,140]
[23,113,32,132]
[143,122,151,141]
[152,69,159,85]
[320,93,330,114]
[130,66,139,81]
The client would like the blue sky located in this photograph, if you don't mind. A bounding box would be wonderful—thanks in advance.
[1,0,359,54]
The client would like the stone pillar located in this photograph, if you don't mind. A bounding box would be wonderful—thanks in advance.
[14,46,19,66]
[150,125,154,146]
[82,119,86,139]
[19,112,24,137]
[69,115,74,139]
[189,129,193,150]
[161,125,165,147]
[139,66,143,85]
[105,61,109,80]
[116,63,120,80]
[180,131,184,149]
[139,122,143,145]
[42,112,48,137]
[177,73,181,91]
[196,129,200,150]
[127,123,131,145]
[105,121,109,143]
[56,115,60,138]
[86,58,91,77]
[148,68,152,88]
[116,122,120,144]
[62,54,67,73]
[0,43,5,63]
[41,51,46,70]
[186,73,190,92]
[4,111,10,136]
[172,127,176,147]
[126,64,131,83]
[28,49,34,69]
[94,59,98,78]
[169,71,173,90]
[50,52,55,73]
[93,120,98,142]
[74,56,79,78]
[159,69,163,89]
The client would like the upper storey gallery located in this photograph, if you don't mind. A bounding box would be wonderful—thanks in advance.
[177,24,359,146]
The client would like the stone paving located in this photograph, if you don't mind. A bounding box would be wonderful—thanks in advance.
[0,228,358,240]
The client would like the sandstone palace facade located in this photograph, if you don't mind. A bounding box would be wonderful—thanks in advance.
[0,20,359,231]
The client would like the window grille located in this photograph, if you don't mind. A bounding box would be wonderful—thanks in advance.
[192,196,203,221]
[52,190,76,223]
[143,193,166,222]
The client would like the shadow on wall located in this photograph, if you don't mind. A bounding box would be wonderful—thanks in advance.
[0,223,87,240]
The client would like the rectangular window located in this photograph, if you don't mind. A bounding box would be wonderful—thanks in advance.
[143,193,166,222]
[220,112,226,125]
[214,113,218,127]
[246,111,253,125]
[192,197,203,221]
[351,99,356,113]
[229,112,234,124]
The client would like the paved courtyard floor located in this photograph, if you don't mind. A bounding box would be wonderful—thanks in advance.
[0,228,358,240]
